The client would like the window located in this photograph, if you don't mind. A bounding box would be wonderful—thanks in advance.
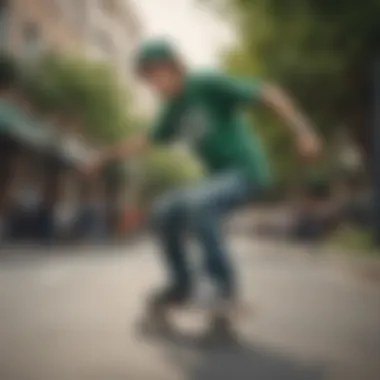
[71,0,86,27]
[56,0,86,28]
[100,0,117,15]
[45,0,61,17]
[94,29,114,57]
[22,22,42,59]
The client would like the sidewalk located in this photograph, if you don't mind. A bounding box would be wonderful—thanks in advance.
[234,235,380,284]
[324,248,380,283]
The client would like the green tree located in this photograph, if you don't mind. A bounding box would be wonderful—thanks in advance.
[22,54,133,144]
[140,147,204,203]
[204,0,379,180]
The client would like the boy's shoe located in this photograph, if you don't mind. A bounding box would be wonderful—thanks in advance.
[148,285,191,313]
[145,285,191,330]
[201,311,238,347]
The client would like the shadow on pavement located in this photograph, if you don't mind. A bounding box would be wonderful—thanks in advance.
[137,322,327,380]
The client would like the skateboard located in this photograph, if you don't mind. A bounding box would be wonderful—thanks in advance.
[139,298,251,347]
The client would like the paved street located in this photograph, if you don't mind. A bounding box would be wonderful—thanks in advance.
[0,239,379,380]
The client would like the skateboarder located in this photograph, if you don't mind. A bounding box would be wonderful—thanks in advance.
[84,39,322,330]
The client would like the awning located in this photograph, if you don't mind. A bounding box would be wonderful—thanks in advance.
[0,100,56,151]
[0,100,92,166]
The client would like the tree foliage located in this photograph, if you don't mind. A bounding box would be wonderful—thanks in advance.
[204,0,379,182]
[22,54,132,144]
[140,147,204,202]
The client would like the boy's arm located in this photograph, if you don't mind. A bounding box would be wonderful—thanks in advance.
[86,134,149,175]
[99,134,149,163]
[260,83,322,158]
[85,103,175,175]
[204,73,322,158]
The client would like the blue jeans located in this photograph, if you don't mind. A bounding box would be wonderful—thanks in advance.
[151,170,255,300]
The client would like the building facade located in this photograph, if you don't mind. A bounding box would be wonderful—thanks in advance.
[0,0,154,242]
[0,0,154,114]
[82,0,155,115]
[0,0,86,58]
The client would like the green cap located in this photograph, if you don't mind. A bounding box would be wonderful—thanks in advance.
[135,39,180,73]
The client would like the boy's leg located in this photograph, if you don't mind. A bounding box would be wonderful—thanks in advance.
[150,191,191,306]
[184,171,254,301]
[149,171,254,311]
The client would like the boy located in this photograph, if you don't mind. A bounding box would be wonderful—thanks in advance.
[85,40,321,329]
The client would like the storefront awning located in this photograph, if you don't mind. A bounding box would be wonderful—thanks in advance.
[0,100,56,151]
[0,100,93,166]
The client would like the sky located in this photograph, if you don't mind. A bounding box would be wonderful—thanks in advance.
[129,0,236,67]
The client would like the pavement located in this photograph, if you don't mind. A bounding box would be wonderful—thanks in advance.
[0,238,379,380]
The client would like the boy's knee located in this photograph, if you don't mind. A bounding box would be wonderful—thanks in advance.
[151,195,184,231]
[186,196,215,229]
[151,200,170,228]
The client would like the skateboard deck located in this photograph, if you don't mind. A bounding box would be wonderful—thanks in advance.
[169,300,251,319]
[139,300,249,347]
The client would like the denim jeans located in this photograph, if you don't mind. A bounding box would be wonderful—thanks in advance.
[151,170,255,299]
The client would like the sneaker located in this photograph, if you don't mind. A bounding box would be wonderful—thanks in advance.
[149,285,191,311]
[200,313,238,347]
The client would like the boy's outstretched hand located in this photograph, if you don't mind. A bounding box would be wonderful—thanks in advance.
[79,135,149,178]
[81,154,105,178]
[296,132,323,161]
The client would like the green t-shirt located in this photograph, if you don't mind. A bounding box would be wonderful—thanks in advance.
[149,72,272,187]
